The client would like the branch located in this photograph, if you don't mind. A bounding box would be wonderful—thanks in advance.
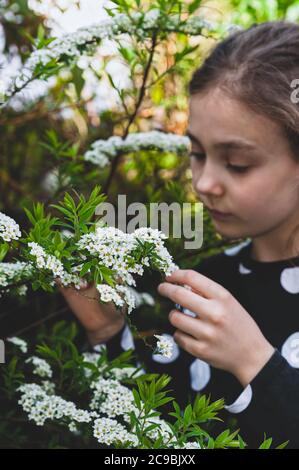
[103,31,158,195]
[7,306,70,337]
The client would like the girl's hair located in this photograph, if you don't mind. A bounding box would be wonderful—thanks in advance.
[189,20,299,257]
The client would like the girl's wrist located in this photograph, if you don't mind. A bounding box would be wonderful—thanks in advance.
[87,317,126,347]
[233,341,275,388]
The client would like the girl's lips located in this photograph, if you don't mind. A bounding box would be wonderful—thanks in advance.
[208,209,233,220]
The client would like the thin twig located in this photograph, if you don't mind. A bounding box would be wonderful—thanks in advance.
[7,306,69,337]
[103,31,158,195]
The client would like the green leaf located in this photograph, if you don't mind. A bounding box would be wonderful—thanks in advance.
[188,0,202,14]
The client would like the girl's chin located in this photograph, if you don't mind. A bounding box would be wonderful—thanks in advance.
[211,220,244,239]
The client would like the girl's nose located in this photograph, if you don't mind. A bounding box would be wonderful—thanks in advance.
[194,163,224,197]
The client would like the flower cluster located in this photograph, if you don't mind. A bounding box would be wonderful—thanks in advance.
[84,131,191,168]
[96,284,136,314]
[90,377,137,418]
[4,11,216,101]
[154,335,174,359]
[26,356,53,379]
[7,336,28,354]
[0,262,33,295]
[28,242,81,288]
[142,415,176,445]
[0,0,22,24]
[0,212,21,242]
[78,226,177,286]
[77,226,177,317]
[89,374,177,446]
[18,383,92,427]
[93,417,138,447]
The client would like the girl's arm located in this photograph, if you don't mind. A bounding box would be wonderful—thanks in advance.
[244,348,299,448]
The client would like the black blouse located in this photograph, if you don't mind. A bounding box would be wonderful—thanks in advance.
[98,240,299,449]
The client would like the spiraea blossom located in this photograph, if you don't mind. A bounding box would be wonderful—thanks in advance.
[93,417,138,447]
[4,11,216,101]
[96,284,136,315]
[18,383,92,427]
[90,377,137,418]
[77,226,177,317]
[78,226,177,286]
[28,242,65,278]
[26,356,53,379]
[0,212,21,242]
[7,336,28,354]
[84,131,191,168]
[28,242,81,288]
[0,262,33,294]
[154,335,174,359]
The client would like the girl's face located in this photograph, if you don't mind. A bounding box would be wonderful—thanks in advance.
[188,88,299,246]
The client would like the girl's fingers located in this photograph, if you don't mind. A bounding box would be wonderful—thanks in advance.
[165,269,224,299]
[169,309,211,339]
[158,282,211,319]
[173,329,203,358]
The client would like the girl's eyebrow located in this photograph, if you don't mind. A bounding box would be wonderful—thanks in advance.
[186,130,258,152]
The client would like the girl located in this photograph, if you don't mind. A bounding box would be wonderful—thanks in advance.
[60,21,299,448]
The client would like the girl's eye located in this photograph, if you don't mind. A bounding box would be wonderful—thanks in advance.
[190,151,205,160]
[190,152,250,174]
[227,164,250,174]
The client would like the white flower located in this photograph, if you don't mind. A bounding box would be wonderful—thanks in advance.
[26,356,53,379]
[18,383,92,427]
[27,242,81,287]
[28,242,65,277]
[40,380,56,395]
[174,441,201,449]
[90,377,137,418]
[78,226,177,288]
[154,335,174,359]
[93,417,138,447]
[42,168,71,194]
[7,336,28,353]
[109,366,144,381]
[96,284,125,309]
[84,131,191,168]
[0,262,33,296]
[3,12,218,101]
[144,415,176,445]
[0,212,21,242]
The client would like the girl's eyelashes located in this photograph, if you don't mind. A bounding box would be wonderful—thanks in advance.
[227,164,250,173]
[189,151,250,174]
[189,151,206,160]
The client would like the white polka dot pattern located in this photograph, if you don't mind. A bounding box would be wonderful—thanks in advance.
[121,324,135,351]
[189,358,211,391]
[280,267,299,294]
[281,332,299,367]
[239,263,252,274]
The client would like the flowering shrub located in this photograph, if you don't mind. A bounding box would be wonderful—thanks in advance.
[0,322,286,449]
[0,0,285,450]
[0,185,179,358]
[2,8,217,102]
[84,131,191,168]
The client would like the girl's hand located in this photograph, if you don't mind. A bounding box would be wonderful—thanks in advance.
[57,281,126,346]
[158,269,275,387]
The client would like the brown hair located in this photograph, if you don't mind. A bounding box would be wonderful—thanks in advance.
[188,20,299,257]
